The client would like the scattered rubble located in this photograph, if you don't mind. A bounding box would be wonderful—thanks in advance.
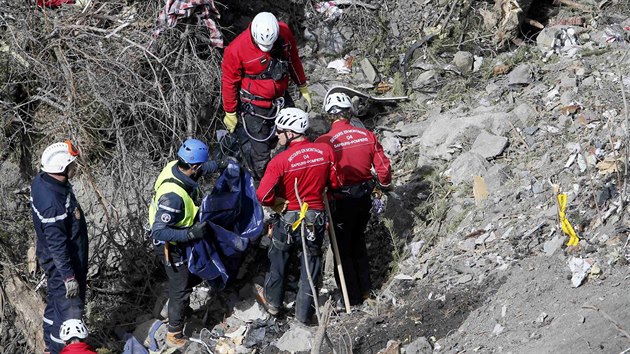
[3,0,630,353]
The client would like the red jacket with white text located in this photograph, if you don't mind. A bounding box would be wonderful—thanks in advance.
[221,22,307,113]
[60,342,97,354]
[315,119,391,187]
[257,139,342,211]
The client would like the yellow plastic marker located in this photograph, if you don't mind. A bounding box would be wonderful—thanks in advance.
[557,193,580,246]
[291,202,309,231]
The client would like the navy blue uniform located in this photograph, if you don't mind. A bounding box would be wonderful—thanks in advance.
[151,163,212,333]
[31,172,88,354]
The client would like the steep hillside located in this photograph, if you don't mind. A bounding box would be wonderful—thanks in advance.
[1,0,629,353]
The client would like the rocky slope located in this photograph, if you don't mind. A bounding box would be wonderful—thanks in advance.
[1,0,630,353]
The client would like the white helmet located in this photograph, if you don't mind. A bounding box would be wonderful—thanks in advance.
[41,141,79,174]
[59,319,88,342]
[324,92,353,114]
[275,107,309,134]
[251,12,279,52]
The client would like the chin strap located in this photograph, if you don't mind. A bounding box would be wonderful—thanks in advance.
[282,131,303,147]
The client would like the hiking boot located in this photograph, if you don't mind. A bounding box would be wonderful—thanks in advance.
[166,331,187,349]
[253,283,280,316]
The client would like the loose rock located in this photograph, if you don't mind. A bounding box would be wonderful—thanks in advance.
[471,130,509,159]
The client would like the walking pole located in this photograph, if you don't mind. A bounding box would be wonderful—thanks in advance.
[323,191,352,314]
[293,178,322,324]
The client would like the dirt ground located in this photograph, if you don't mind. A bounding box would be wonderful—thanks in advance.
[439,255,630,354]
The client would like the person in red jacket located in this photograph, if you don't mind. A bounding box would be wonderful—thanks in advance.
[316,92,392,307]
[221,12,312,180]
[256,107,342,324]
[37,0,74,8]
[59,319,97,354]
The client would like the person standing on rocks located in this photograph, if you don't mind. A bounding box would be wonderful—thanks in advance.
[148,138,225,348]
[316,92,392,307]
[31,141,88,354]
[256,108,342,324]
[221,11,312,180]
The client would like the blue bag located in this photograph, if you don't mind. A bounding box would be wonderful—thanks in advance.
[122,335,149,354]
[187,162,263,288]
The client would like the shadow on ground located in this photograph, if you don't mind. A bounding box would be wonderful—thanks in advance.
[335,274,507,353]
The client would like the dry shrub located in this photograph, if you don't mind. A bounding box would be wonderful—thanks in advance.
[0,0,225,348]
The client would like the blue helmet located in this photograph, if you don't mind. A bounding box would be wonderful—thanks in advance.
[178,138,209,165]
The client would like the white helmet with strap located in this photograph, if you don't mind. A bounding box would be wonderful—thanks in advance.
[324,92,353,114]
[59,319,88,342]
[41,140,79,174]
[251,12,279,52]
[275,107,309,134]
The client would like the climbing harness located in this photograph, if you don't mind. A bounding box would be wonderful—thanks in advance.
[239,95,285,143]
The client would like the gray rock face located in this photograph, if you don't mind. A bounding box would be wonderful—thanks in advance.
[543,235,565,256]
[395,121,426,137]
[512,103,538,124]
[419,107,510,159]
[453,51,474,74]
[537,27,560,51]
[471,130,509,159]
[484,164,512,191]
[232,298,270,323]
[360,58,380,84]
[412,70,437,89]
[275,323,314,352]
[508,64,533,86]
[381,133,402,156]
[448,152,490,185]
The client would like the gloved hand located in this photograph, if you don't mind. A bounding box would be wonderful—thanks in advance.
[218,157,239,170]
[223,112,238,133]
[201,160,218,175]
[64,277,79,298]
[271,198,289,214]
[298,85,312,112]
[187,221,209,242]
[217,158,229,170]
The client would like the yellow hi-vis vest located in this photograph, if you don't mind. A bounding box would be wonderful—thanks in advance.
[148,161,200,231]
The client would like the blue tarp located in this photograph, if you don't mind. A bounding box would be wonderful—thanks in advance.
[186,162,263,288]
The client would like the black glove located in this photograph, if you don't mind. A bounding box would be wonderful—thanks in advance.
[201,160,218,175]
[217,158,229,170]
[187,221,209,241]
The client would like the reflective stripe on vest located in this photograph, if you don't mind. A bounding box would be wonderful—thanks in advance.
[148,161,199,229]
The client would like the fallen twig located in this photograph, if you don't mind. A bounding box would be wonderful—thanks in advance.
[616,51,630,210]
[582,305,630,340]
[508,121,530,150]
[553,0,592,12]
[311,300,333,354]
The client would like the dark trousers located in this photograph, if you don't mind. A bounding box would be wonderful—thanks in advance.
[264,210,325,324]
[42,263,86,354]
[235,95,294,180]
[155,245,202,333]
[235,109,277,181]
[332,195,372,305]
